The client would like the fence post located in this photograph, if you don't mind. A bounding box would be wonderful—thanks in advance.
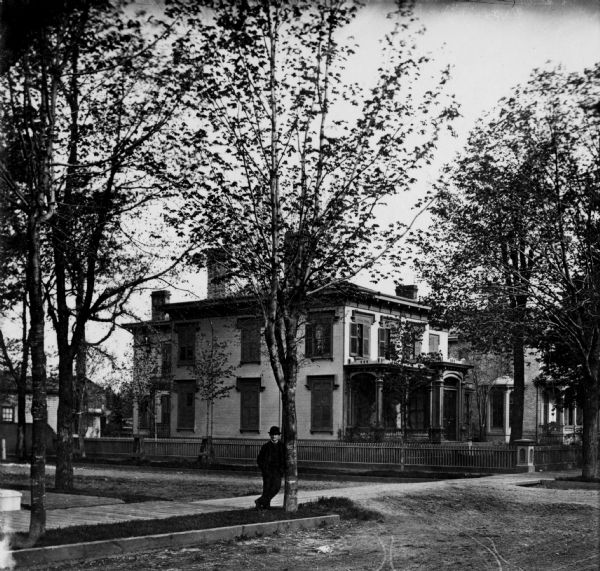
[134,435,145,459]
[514,439,535,472]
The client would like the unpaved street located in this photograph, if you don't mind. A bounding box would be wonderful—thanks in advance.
[32,478,599,570]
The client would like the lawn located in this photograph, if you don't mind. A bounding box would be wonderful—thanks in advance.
[0,463,372,503]
[30,475,600,571]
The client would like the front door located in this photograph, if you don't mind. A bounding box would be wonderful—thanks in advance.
[443,389,457,440]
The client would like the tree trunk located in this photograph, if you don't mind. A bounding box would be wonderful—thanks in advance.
[15,294,29,461]
[509,327,525,442]
[55,355,75,490]
[26,215,47,542]
[581,373,599,481]
[75,340,87,458]
[281,382,298,512]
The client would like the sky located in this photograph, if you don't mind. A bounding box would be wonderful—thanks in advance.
[2,0,600,383]
[343,0,600,292]
[83,0,600,381]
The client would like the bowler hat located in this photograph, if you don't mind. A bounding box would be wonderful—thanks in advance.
[268,426,281,435]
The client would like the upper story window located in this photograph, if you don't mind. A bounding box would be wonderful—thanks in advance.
[350,312,374,358]
[378,327,391,359]
[305,312,334,359]
[429,333,440,355]
[238,319,261,364]
[177,325,196,365]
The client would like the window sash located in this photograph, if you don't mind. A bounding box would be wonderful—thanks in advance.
[429,333,440,355]
[350,322,370,358]
[1,406,14,423]
[177,326,195,365]
[305,319,333,358]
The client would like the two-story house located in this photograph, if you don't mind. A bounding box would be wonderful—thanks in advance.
[125,280,473,443]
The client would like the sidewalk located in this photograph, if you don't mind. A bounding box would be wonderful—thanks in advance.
[1,469,584,535]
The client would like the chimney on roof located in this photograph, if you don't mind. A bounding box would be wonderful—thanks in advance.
[151,290,171,321]
[206,248,231,299]
[395,283,418,300]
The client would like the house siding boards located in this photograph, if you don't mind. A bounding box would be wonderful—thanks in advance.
[126,287,464,441]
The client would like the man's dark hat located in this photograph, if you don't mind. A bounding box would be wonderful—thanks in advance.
[268,426,281,435]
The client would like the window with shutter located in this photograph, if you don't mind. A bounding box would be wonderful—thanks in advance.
[161,342,172,376]
[308,375,334,432]
[429,333,440,355]
[305,314,333,358]
[176,380,195,430]
[378,328,391,359]
[177,325,195,365]
[237,378,261,432]
[350,313,373,358]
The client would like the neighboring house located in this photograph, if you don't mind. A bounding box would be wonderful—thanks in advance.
[125,279,473,442]
[0,373,110,439]
[448,337,583,444]
[0,372,60,432]
[0,372,59,455]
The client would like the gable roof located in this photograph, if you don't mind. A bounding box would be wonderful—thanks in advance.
[0,372,59,395]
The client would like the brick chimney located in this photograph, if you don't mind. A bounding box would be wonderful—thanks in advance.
[206,248,231,299]
[151,290,171,320]
[395,283,418,300]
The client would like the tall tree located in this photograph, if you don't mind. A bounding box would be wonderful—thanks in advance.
[416,63,600,477]
[3,0,196,493]
[173,0,456,511]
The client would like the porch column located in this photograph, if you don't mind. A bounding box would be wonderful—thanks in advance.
[503,389,511,443]
[430,374,444,443]
[375,377,384,428]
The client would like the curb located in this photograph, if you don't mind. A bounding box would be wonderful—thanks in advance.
[11,514,340,568]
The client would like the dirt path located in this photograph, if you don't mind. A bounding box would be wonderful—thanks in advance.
[32,473,599,571]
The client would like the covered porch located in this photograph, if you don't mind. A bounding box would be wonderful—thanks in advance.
[343,361,473,442]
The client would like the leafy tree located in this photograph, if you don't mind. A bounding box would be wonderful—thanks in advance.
[171,0,456,511]
[417,63,600,477]
[192,325,235,461]
[2,0,196,495]
[414,102,548,442]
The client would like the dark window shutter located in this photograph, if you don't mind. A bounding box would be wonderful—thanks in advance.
[350,323,359,355]
[239,379,260,431]
[322,322,332,355]
[176,381,195,429]
[162,342,172,375]
[361,323,370,358]
[305,322,314,357]
[241,327,260,363]
[310,377,333,431]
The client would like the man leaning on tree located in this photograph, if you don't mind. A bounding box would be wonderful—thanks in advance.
[255,426,285,510]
